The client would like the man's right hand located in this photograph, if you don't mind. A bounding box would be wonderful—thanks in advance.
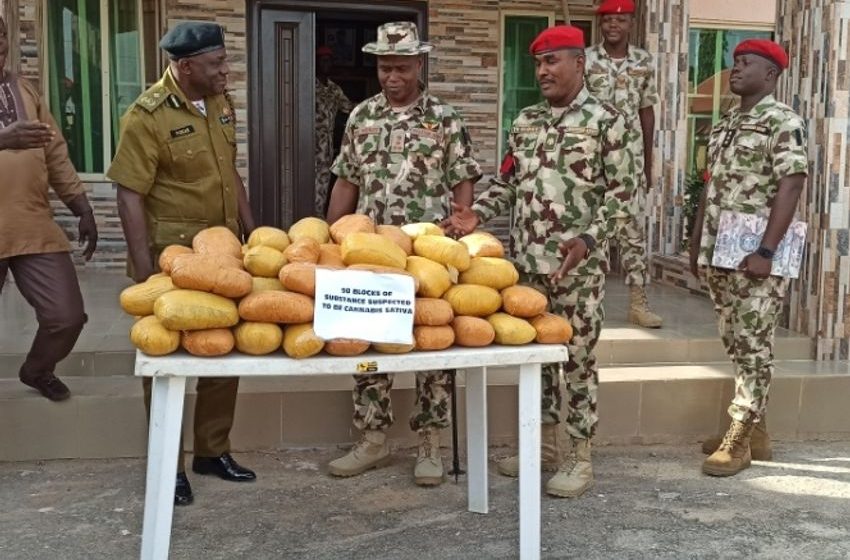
[131,257,155,284]
[0,120,54,150]
[441,202,480,237]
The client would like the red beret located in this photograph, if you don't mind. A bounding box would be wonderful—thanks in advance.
[316,45,334,57]
[529,26,585,55]
[597,0,636,15]
[733,39,788,70]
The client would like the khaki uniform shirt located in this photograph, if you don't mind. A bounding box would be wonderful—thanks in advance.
[698,95,808,267]
[107,68,240,255]
[472,87,636,277]
[585,43,658,188]
[331,90,482,225]
[0,75,85,259]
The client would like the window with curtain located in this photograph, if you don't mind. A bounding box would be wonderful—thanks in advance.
[46,0,143,175]
[500,15,551,159]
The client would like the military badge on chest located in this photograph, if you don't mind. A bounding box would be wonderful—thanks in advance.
[220,106,233,125]
[390,129,406,153]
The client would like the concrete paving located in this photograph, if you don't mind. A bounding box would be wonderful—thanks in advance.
[1,442,849,559]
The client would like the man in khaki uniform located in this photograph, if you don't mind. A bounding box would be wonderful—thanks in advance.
[584,0,662,328]
[107,22,256,506]
[0,15,97,402]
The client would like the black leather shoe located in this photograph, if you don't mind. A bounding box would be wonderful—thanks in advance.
[20,372,71,402]
[192,453,256,482]
[175,472,194,506]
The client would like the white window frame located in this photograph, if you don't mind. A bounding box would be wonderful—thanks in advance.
[42,0,146,182]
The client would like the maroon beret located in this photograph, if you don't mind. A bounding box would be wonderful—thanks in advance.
[529,26,585,55]
[733,39,789,70]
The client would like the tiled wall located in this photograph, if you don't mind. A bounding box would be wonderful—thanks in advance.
[776,0,850,360]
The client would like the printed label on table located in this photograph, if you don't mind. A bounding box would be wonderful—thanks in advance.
[314,268,415,344]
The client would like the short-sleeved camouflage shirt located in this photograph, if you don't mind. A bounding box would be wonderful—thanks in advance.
[472,87,636,277]
[698,95,809,266]
[331,89,482,226]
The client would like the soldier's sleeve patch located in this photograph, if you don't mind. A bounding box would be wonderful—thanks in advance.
[170,125,196,139]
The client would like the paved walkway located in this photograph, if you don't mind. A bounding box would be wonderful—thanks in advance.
[1,442,849,559]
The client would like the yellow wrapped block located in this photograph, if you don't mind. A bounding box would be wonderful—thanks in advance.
[406,256,452,298]
[154,289,239,331]
[501,285,548,318]
[342,232,407,269]
[401,222,444,240]
[234,322,284,355]
[346,264,420,292]
[376,224,413,255]
[283,323,325,358]
[288,217,330,244]
[246,226,291,252]
[283,237,320,264]
[414,298,454,326]
[443,285,502,317]
[324,339,371,356]
[130,316,180,356]
[192,226,242,260]
[488,313,537,345]
[120,275,177,316]
[373,342,414,354]
[459,231,505,258]
[451,316,496,347]
[181,329,235,357]
[158,245,193,274]
[238,291,314,324]
[531,313,573,344]
[243,245,287,278]
[330,214,376,243]
[459,257,519,290]
[251,277,286,293]
[413,235,470,272]
[171,254,253,298]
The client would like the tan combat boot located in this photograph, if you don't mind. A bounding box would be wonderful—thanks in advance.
[328,430,390,477]
[702,414,772,461]
[414,428,445,486]
[545,438,594,498]
[628,285,663,328]
[702,419,754,477]
[497,424,564,477]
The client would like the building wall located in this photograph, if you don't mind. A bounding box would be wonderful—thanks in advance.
[690,0,776,25]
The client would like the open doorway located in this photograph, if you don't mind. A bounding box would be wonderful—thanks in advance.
[248,1,427,229]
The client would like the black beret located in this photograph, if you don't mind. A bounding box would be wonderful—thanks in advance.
[160,22,225,60]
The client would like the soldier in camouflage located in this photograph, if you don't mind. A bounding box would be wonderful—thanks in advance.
[326,21,482,486]
[690,39,807,477]
[584,0,662,328]
[446,25,636,499]
[314,46,353,216]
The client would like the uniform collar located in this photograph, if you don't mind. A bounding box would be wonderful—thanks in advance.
[545,86,590,120]
[594,42,637,62]
[729,94,776,121]
[375,86,430,116]
[161,67,209,112]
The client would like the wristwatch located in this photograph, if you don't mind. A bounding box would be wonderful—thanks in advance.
[755,246,775,260]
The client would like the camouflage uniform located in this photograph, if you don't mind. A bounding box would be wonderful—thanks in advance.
[698,94,808,423]
[585,43,658,286]
[332,88,481,432]
[314,78,352,215]
[472,87,635,439]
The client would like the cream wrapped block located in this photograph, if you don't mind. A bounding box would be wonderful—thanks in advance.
[372,342,415,354]
[324,339,371,356]
[283,323,325,358]
[243,245,287,278]
[247,226,291,252]
[401,222,444,240]
[193,226,242,260]
[234,322,284,355]
[288,217,330,244]
[413,235,471,272]
[341,232,407,269]
[443,284,502,317]
[459,257,519,290]
[170,254,253,298]
[154,290,239,331]
[406,256,452,298]
[120,275,177,316]
[130,316,180,356]
[330,214,376,243]
[488,313,537,345]
[459,231,504,258]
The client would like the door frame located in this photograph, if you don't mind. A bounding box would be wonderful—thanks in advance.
[247,0,429,228]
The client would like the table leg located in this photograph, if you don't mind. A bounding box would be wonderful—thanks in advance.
[140,376,187,560]
[465,366,488,514]
[518,363,541,560]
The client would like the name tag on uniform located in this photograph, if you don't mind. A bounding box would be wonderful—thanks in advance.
[511,126,540,135]
[739,124,770,135]
[170,125,195,139]
[355,126,381,137]
[627,68,648,76]
[410,127,440,141]
[562,126,599,137]
[389,129,406,153]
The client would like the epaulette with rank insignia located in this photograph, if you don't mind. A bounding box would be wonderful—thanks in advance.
[134,85,172,113]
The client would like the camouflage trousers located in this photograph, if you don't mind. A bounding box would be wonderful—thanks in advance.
[706,267,788,424]
[352,371,451,432]
[314,156,333,216]
[613,213,649,287]
[522,272,606,440]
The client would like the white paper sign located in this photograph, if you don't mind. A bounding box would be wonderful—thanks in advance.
[313,268,415,344]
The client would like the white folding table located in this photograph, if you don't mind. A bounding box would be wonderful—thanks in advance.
[135,344,568,560]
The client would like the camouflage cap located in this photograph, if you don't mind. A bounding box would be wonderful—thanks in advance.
[362,21,433,56]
